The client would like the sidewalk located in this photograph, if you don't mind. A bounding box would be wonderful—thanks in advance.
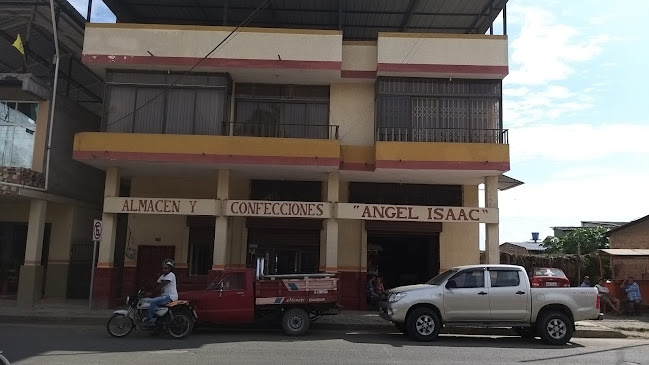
[1,300,648,339]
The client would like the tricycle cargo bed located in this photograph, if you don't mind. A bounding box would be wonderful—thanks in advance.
[255,277,338,305]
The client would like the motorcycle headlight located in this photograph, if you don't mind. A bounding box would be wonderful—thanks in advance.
[388,292,407,302]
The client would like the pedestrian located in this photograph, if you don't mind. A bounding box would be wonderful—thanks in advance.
[620,276,642,316]
[580,275,591,287]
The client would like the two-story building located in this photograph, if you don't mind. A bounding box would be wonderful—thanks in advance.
[73,0,517,309]
[0,0,105,306]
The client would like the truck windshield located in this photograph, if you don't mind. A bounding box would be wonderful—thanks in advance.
[426,269,457,285]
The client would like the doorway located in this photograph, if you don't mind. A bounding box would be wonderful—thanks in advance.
[136,245,175,289]
[367,234,440,290]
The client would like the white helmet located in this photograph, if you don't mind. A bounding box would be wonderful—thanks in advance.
[162,258,175,268]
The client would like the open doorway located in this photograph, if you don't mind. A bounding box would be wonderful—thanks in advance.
[367,234,440,290]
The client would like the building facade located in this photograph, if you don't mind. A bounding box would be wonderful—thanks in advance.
[73,0,514,309]
[0,1,105,306]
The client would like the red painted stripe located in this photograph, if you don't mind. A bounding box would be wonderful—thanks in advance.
[340,70,377,79]
[377,63,509,75]
[83,54,342,71]
[376,160,510,171]
[73,150,340,167]
[339,162,376,171]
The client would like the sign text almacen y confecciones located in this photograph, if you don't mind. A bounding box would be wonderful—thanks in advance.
[103,197,220,216]
[336,203,498,223]
[225,200,332,219]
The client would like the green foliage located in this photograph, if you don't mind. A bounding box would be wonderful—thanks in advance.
[541,227,610,255]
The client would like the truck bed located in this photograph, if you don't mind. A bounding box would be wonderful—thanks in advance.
[255,276,338,306]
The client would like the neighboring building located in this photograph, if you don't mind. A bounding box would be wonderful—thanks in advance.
[552,221,627,238]
[0,1,105,306]
[500,242,545,255]
[72,0,517,309]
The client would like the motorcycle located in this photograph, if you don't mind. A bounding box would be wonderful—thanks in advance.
[106,289,198,339]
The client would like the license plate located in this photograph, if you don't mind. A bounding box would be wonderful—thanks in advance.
[545,282,558,287]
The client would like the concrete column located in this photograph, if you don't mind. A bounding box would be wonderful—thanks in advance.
[17,199,47,307]
[45,205,74,298]
[323,172,339,272]
[92,167,120,308]
[484,176,500,264]
[212,169,230,273]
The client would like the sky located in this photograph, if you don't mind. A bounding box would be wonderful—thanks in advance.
[67,1,649,245]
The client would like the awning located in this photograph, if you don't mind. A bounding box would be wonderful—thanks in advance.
[498,175,524,191]
[597,249,649,256]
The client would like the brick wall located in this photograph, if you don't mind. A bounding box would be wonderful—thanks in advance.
[608,218,649,249]
[0,167,45,195]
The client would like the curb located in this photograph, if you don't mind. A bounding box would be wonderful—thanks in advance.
[0,316,628,339]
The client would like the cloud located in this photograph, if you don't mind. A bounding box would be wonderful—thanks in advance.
[504,85,594,127]
[509,123,649,163]
[68,0,116,23]
[506,5,610,86]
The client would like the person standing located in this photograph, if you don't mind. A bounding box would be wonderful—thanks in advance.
[620,276,642,316]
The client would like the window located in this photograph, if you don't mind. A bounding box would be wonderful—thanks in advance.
[490,270,521,287]
[103,71,229,135]
[448,270,484,288]
[234,84,330,139]
[220,273,245,290]
[0,101,39,168]
[376,78,502,143]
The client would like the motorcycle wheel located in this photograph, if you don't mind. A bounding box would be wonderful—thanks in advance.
[107,313,134,337]
[167,310,194,339]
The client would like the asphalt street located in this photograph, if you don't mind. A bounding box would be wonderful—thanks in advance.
[1,323,648,365]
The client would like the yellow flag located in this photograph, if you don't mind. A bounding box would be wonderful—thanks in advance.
[12,34,25,55]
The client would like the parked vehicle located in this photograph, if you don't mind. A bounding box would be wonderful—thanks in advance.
[179,257,340,336]
[106,289,198,339]
[379,264,601,345]
[530,267,570,287]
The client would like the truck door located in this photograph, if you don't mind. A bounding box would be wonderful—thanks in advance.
[203,272,254,323]
[487,268,530,321]
[443,268,490,321]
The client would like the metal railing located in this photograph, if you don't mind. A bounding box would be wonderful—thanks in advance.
[0,124,35,168]
[223,121,339,140]
[376,127,508,144]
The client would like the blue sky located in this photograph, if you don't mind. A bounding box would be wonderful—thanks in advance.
[68,1,649,245]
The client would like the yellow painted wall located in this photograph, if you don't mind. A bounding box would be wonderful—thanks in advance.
[330,83,375,146]
[84,24,342,62]
[377,33,508,67]
[439,185,480,270]
[375,141,510,163]
[342,42,377,72]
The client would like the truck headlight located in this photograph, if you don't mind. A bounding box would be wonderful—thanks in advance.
[389,292,407,302]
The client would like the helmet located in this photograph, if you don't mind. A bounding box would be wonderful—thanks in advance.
[162,259,175,268]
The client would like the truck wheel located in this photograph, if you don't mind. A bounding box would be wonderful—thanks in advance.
[395,323,408,335]
[407,308,441,342]
[282,308,310,336]
[537,312,573,345]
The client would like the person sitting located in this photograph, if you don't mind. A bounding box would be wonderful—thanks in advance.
[620,276,643,316]
[580,276,591,287]
[595,278,621,315]
[366,274,381,309]
[143,259,178,328]
[375,276,386,299]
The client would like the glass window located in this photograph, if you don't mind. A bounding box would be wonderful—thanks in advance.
[0,101,39,168]
[448,270,484,288]
[489,270,521,287]
[220,273,245,290]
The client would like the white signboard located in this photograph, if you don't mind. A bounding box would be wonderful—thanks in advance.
[92,219,102,241]
[225,200,332,219]
[104,197,220,216]
[336,203,498,223]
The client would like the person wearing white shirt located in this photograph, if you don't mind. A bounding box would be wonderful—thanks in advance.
[143,259,178,326]
[596,278,621,315]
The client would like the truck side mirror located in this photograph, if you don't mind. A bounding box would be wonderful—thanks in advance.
[446,280,457,289]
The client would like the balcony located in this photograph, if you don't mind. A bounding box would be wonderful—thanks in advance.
[377,128,508,144]
[224,122,339,140]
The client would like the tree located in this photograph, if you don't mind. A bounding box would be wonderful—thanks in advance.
[541,227,610,254]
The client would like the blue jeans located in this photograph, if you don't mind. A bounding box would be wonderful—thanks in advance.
[145,295,171,323]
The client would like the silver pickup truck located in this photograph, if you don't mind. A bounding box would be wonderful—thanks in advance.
[379,264,601,345]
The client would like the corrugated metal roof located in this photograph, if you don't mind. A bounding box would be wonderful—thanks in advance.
[103,0,507,40]
[598,249,649,256]
[0,0,103,115]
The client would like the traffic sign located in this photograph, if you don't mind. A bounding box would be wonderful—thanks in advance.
[93,219,102,241]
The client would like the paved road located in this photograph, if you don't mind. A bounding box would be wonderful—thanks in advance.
[1,323,648,365]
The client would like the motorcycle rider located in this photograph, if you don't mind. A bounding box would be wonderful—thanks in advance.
[143,258,178,327]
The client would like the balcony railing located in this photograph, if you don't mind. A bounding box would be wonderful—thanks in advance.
[223,122,339,140]
[376,127,508,144]
[0,124,35,168]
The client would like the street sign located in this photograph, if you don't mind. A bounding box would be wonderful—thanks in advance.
[93,219,102,241]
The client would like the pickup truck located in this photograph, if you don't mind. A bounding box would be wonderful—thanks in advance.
[379,264,601,345]
[179,258,340,336]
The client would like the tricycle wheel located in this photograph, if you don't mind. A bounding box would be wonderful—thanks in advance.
[282,308,310,336]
